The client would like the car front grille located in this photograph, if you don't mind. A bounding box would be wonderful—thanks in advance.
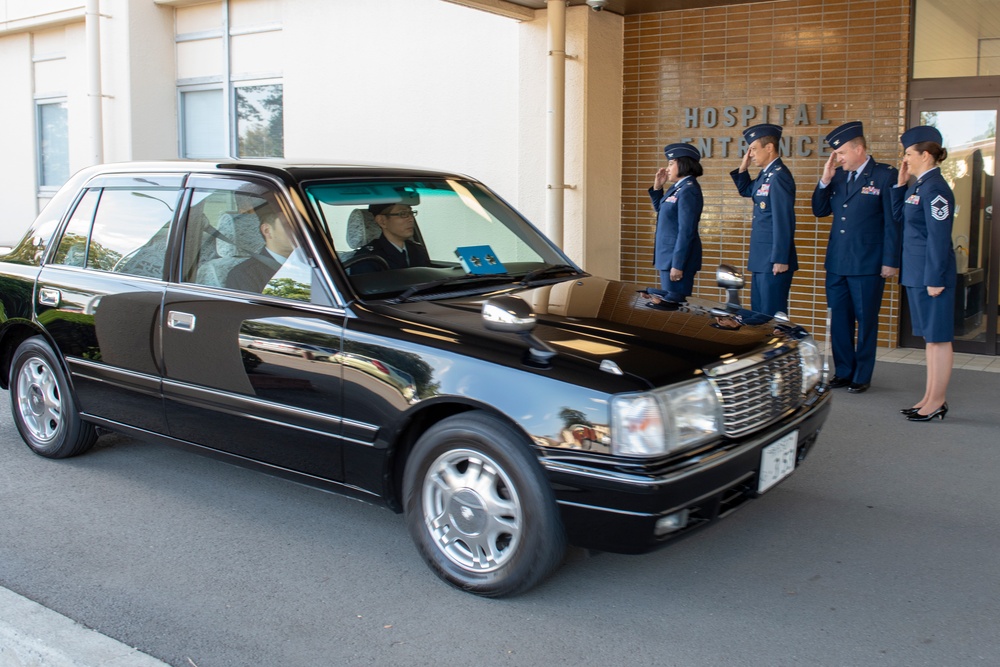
[707,348,804,437]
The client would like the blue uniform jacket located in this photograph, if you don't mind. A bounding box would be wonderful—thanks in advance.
[811,159,901,275]
[648,177,703,274]
[730,158,798,273]
[891,167,956,289]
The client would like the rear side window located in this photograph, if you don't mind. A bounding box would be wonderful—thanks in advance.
[52,190,101,267]
[50,183,183,279]
[88,188,181,278]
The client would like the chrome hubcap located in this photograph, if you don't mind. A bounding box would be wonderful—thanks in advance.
[16,356,63,443]
[422,449,521,572]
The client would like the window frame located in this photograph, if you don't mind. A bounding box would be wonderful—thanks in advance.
[35,96,70,192]
[174,0,284,159]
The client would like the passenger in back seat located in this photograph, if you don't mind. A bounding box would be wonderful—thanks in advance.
[225,204,295,292]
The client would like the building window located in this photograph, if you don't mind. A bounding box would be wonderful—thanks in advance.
[181,88,226,158]
[37,100,69,188]
[175,0,284,158]
[914,0,1000,78]
[236,83,283,157]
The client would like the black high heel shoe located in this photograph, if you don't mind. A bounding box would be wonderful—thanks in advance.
[901,402,947,416]
[906,403,948,422]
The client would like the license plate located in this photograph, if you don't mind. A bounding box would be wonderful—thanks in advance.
[757,431,799,493]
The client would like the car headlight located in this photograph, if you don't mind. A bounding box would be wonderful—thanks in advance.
[798,335,822,393]
[610,378,722,457]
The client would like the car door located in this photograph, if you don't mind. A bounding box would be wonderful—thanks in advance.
[159,174,349,481]
[35,173,184,433]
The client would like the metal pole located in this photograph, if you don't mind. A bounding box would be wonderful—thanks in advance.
[85,0,104,164]
[545,0,566,246]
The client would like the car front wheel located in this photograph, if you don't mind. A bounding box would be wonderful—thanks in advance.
[9,336,97,459]
[403,411,566,597]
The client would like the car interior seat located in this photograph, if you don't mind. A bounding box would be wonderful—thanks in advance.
[345,208,382,252]
[195,212,265,287]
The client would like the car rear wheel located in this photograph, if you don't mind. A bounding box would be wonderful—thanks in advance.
[403,411,566,597]
[10,336,97,459]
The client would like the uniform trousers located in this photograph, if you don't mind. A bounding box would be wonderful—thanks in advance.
[750,271,793,317]
[826,272,884,385]
[658,269,695,302]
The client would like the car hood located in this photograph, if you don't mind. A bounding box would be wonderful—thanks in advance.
[379,276,789,390]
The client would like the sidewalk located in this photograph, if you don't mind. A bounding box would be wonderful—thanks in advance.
[0,587,169,667]
[876,346,1000,372]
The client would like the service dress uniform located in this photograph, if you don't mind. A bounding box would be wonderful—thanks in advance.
[811,124,901,388]
[648,146,703,302]
[730,124,798,316]
[892,166,956,343]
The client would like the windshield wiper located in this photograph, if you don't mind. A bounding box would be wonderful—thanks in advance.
[518,264,582,286]
[394,274,515,303]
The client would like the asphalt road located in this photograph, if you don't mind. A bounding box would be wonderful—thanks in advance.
[1,361,999,667]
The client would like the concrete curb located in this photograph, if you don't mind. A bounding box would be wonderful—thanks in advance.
[0,587,169,667]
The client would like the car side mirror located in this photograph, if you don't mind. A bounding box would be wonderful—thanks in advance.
[482,295,556,365]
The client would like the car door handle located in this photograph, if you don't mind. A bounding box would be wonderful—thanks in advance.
[38,287,61,307]
[167,311,196,332]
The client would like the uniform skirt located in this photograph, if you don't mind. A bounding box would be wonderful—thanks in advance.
[906,286,955,343]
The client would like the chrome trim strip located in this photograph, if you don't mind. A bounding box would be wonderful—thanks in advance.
[68,358,162,392]
[555,499,654,518]
[79,413,382,499]
[703,340,797,377]
[161,379,380,443]
[162,378,342,427]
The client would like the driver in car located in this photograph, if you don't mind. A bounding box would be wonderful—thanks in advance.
[349,203,432,273]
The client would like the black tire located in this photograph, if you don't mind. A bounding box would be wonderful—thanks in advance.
[9,336,97,459]
[403,411,566,597]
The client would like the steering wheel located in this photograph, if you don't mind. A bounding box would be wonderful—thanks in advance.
[342,253,390,273]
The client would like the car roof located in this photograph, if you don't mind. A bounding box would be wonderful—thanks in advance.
[73,159,475,186]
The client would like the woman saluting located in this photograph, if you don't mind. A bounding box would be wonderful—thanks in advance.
[892,125,956,422]
[645,143,703,308]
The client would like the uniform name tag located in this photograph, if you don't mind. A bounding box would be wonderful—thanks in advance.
[906,194,920,205]
[861,186,881,196]
[756,183,771,197]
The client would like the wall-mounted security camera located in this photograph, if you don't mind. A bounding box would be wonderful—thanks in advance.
[586,0,607,11]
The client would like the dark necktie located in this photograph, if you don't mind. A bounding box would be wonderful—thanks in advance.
[847,171,855,188]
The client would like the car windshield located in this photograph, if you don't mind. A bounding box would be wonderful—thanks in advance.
[304,179,579,300]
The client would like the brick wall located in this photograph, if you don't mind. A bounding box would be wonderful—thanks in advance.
[621,0,910,346]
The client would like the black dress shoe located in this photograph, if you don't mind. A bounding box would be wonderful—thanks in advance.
[828,376,850,389]
[901,402,946,417]
[847,382,870,394]
[907,404,948,422]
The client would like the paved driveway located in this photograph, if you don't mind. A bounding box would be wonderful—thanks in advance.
[1,361,998,667]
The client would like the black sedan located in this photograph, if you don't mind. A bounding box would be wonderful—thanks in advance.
[0,160,831,596]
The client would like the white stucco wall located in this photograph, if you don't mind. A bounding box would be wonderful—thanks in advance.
[283,0,520,206]
[0,31,37,244]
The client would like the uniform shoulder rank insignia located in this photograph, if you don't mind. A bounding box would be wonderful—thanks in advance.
[930,195,950,220]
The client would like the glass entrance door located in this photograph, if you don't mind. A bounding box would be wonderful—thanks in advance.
[902,100,999,355]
